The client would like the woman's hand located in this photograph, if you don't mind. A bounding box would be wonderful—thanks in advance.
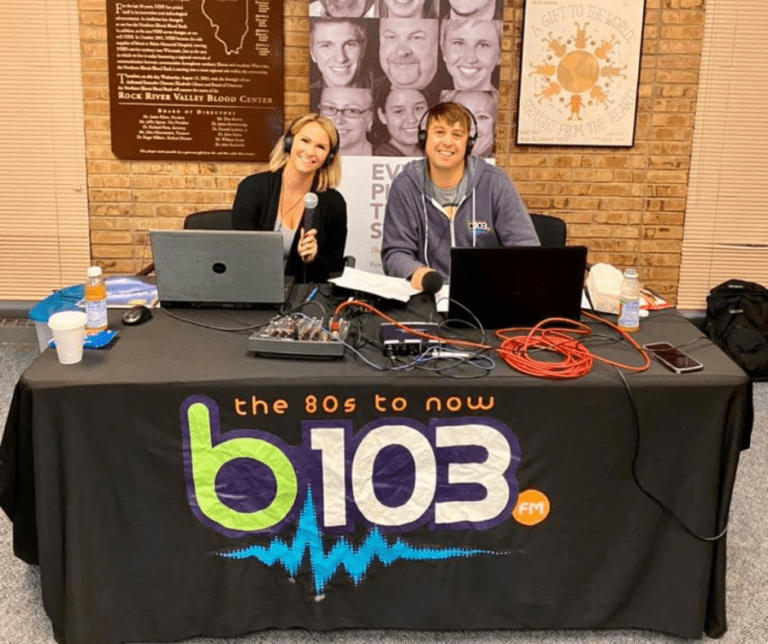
[299,228,318,263]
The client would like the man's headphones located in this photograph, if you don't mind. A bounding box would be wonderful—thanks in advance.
[283,115,340,169]
[417,103,478,156]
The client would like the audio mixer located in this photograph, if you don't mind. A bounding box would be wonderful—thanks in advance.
[247,314,349,358]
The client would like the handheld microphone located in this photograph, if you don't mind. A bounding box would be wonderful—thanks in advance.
[303,192,319,231]
[421,270,444,294]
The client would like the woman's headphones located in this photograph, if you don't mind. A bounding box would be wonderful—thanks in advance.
[283,116,340,169]
[417,103,478,156]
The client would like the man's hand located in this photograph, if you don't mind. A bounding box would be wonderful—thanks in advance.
[410,266,434,290]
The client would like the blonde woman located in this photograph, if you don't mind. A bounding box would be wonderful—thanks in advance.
[441,19,501,91]
[232,114,347,282]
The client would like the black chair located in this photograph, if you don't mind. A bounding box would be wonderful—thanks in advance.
[530,213,567,247]
[528,213,594,279]
[183,209,232,230]
[136,209,233,275]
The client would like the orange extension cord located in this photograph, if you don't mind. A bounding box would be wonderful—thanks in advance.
[494,311,650,378]
[334,300,651,380]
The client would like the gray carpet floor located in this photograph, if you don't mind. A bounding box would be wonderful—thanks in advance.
[1,341,765,644]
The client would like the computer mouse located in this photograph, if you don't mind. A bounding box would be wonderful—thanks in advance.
[122,304,152,326]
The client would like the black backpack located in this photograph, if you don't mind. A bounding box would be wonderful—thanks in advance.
[705,279,768,379]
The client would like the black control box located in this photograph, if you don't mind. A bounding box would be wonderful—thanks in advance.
[380,322,441,356]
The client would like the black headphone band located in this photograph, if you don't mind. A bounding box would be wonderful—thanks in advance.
[283,115,340,169]
[417,103,478,155]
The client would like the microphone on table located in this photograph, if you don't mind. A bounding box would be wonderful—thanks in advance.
[302,192,319,231]
[421,270,444,294]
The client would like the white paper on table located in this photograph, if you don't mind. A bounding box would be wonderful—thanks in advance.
[435,284,450,313]
[329,267,420,302]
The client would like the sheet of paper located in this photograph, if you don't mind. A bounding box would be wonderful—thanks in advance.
[435,285,450,313]
[329,267,421,302]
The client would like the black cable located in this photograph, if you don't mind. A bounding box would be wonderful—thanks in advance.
[160,277,329,333]
[346,317,368,350]
[160,307,270,333]
[642,309,696,322]
[579,316,710,357]
[436,297,488,346]
[347,306,498,378]
[673,336,710,350]
[336,309,490,378]
[615,367,728,542]
[381,349,496,379]
[280,297,327,319]
[414,351,496,378]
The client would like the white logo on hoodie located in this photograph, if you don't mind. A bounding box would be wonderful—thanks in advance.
[469,220,490,233]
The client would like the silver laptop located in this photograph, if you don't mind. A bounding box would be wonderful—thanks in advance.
[150,229,286,307]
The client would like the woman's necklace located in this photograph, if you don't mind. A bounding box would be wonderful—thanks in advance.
[279,182,306,230]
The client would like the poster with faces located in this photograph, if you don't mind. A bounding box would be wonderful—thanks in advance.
[308,0,503,158]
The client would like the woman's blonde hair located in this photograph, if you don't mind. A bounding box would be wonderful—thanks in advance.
[268,114,342,191]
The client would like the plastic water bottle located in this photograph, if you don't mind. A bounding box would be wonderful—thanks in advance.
[618,268,640,333]
[85,266,108,334]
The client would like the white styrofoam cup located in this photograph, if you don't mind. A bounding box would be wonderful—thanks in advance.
[47,311,87,364]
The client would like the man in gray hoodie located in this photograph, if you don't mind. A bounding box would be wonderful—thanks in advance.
[381,101,539,290]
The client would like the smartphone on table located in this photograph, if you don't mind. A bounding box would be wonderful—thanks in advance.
[643,342,704,374]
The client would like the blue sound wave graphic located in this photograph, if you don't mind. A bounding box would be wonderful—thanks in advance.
[220,492,504,595]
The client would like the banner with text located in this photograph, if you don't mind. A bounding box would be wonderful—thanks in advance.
[309,1,502,270]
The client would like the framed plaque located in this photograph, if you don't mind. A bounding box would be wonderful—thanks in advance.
[107,0,284,161]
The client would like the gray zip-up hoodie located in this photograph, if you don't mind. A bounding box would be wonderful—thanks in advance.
[381,156,540,281]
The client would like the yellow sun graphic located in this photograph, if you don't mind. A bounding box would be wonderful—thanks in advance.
[529,23,628,121]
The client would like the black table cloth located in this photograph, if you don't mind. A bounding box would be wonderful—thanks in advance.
[0,307,752,644]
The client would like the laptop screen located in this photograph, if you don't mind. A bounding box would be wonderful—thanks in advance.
[149,229,286,307]
[448,246,588,328]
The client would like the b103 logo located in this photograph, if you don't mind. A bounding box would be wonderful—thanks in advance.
[181,395,522,537]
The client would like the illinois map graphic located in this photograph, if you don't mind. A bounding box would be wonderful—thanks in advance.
[201,0,249,55]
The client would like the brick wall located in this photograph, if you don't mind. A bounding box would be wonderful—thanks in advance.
[79,0,704,303]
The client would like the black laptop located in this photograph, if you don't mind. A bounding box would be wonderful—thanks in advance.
[448,246,588,328]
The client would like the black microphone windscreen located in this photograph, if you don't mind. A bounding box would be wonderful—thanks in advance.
[421,270,444,294]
